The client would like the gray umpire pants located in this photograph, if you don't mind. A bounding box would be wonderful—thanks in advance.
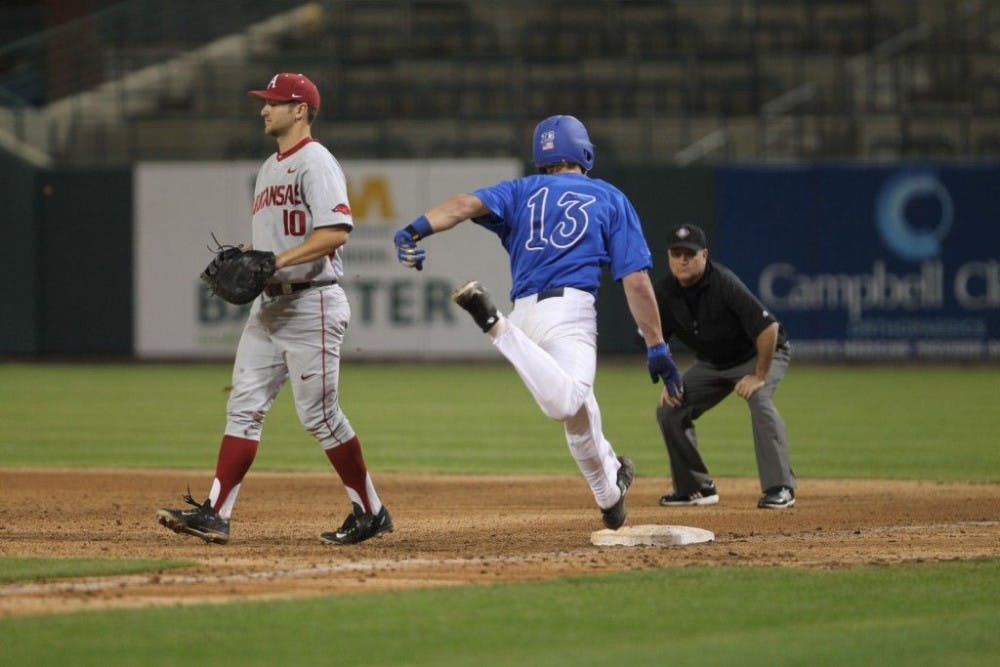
[655,346,795,495]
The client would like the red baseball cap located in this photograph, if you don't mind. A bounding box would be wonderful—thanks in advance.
[248,73,320,110]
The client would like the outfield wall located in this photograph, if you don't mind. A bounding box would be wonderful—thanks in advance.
[0,149,132,356]
[133,159,518,360]
[0,150,39,354]
[1,156,997,361]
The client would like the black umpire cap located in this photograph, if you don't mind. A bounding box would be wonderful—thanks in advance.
[668,224,708,251]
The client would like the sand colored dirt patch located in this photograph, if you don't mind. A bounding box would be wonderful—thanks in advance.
[1,468,998,617]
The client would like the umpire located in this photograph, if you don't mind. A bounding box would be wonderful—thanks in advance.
[653,223,796,509]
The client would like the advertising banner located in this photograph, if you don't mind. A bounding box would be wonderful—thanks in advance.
[715,165,1000,360]
[134,160,519,359]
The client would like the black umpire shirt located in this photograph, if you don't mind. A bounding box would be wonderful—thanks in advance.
[653,260,789,370]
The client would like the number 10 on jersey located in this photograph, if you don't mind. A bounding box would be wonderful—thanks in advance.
[283,209,306,236]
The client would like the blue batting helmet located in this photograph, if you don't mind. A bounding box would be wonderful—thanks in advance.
[532,115,595,172]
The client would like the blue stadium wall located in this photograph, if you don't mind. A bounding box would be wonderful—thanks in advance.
[713,164,1000,361]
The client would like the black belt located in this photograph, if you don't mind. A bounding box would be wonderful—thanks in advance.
[263,280,336,297]
[537,287,565,301]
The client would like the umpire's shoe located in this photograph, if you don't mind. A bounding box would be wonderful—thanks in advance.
[601,456,635,530]
[757,485,796,509]
[320,502,394,545]
[157,493,230,544]
[659,485,720,506]
[451,280,501,333]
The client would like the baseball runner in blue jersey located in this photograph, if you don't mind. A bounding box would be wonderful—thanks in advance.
[393,115,683,530]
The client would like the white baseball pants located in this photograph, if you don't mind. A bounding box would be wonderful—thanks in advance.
[224,284,355,448]
[491,287,623,510]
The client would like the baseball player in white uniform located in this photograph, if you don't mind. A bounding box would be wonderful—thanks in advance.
[158,73,392,546]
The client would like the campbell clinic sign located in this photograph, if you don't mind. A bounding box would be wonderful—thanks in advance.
[758,260,946,322]
[714,165,1000,360]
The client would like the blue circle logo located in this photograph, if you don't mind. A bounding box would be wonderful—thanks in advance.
[875,168,953,262]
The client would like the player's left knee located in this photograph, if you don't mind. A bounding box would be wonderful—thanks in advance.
[302,412,353,447]
[225,410,266,440]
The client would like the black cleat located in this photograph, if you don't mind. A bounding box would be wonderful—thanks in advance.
[320,502,394,545]
[451,280,501,333]
[601,456,634,530]
[157,492,230,544]
[757,485,796,509]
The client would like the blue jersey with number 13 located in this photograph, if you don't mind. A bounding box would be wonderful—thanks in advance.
[471,173,653,300]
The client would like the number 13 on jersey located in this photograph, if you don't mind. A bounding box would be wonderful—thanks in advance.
[525,187,595,250]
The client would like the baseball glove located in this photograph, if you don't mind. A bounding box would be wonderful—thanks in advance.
[200,241,276,305]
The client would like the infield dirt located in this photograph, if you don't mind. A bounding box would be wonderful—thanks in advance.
[2,468,998,617]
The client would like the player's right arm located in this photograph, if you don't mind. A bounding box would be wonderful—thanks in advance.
[422,194,490,232]
[394,194,491,270]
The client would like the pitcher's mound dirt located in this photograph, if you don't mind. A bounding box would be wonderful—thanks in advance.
[1,468,998,617]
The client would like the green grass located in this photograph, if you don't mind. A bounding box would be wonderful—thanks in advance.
[1,362,998,480]
[2,361,999,666]
[0,557,193,584]
[4,560,1000,666]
